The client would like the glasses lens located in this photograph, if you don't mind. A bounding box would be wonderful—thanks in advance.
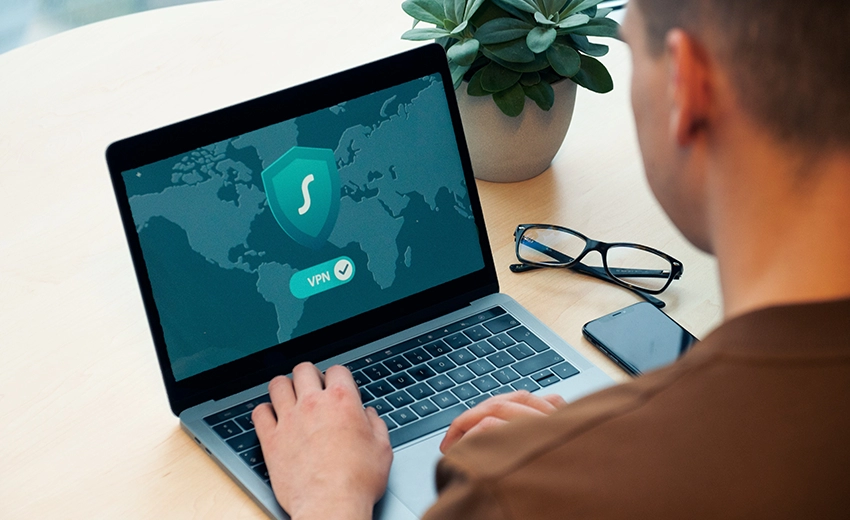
[606,245,673,292]
[518,227,587,265]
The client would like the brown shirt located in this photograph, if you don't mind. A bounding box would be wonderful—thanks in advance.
[422,299,850,519]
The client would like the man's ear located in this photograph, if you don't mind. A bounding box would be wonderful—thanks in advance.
[666,29,712,147]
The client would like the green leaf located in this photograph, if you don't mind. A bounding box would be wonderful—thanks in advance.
[546,41,581,77]
[562,0,601,17]
[527,26,557,53]
[571,54,613,93]
[451,0,466,23]
[491,0,537,22]
[569,34,608,56]
[484,38,536,63]
[402,0,446,26]
[556,13,589,29]
[533,12,556,26]
[522,80,555,110]
[542,0,570,17]
[520,71,541,86]
[449,61,471,89]
[450,20,469,34]
[595,7,613,18]
[475,18,534,44]
[402,27,452,41]
[494,0,540,15]
[467,68,489,96]
[493,82,526,117]
[480,61,523,92]
[482,47,552,72]
[447,38,480,66]
[564,17,619,38]
[465,0,487,21]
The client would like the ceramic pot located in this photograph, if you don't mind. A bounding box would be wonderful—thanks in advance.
[455,78,577,183]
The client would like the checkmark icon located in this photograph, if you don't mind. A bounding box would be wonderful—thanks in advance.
[338,264,349,276]
[333,258,354,282]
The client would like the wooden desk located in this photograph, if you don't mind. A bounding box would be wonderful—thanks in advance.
[0,1,721,517]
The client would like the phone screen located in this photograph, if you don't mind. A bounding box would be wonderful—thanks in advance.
[583,302,698,375]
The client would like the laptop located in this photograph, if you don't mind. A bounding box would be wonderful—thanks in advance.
[106,43,614,519]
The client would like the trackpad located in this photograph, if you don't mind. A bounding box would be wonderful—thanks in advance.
[386,433,444,517]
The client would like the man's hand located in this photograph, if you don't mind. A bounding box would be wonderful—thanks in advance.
[440,391,567,453]
[252,363,392,520]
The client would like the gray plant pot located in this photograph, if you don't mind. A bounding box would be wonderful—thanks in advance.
[455,78,577,183]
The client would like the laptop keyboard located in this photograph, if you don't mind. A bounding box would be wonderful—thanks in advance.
[202,306,580,485]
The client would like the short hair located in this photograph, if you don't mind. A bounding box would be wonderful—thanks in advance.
[636,0,850,148]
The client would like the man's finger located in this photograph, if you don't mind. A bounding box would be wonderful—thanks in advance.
[543,393,567,408]
[291,362,325,398]
[463,416,508,441]
[268,374,296,410]
[252,403,277,443]
[324,365,358,394]
[365,405,390,441]
[491,390,560,414]
[440,400,548,452]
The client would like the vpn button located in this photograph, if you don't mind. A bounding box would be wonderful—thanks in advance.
[290,256,356,299]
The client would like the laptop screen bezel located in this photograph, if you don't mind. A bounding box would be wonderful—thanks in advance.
[106,44,499,416]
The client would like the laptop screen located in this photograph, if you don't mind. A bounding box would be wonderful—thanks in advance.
[119,72,485,382]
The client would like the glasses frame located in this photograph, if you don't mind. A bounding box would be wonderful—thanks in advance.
[512,224,684,303]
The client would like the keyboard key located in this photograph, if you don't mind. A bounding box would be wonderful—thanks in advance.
[212,420,242,440]
[365,380,394,398]
[389,407,417,426]
[511,378,541,393]
[432,391,460,409]
[531,369,556,383]
[447,348,475,365]
[538,374,560,387]
[487,333,516,349]
[234,413,254,431]
[492,367,520,385]
[359,387,373,403]
[424,340,452,357]
[388,372,417,389]
[404,348,432,365]
[468,341,496,357]
[407,382,436,400]
[427,374,455,392]
[464,324,491,341]
[552,361,580,379]
[482,314,520,334]
[411,400,440,418]
[506,327,550,352]
[487,351,515,368]
[380,415,398,431]
[468,359,496,376]
[364,364,392,381]
[427,356,457,374]
[240,446,264,466]
[444,332,472,348]
[465,395,490,408]
[490,386,514,396]
[451,383,480,400]
[226,430,259,452]
[507,343,535,360]
[384,356,412,373]
[253,463,269,480]
[472,375,500,393]
[389,404,467,448]
[365,398,392,415]
[351,371,370,386]
[204,394,270,426]
[386,390,414,408]
[513,350,565,376]
[447,366,475,384]
[408,365,436,381]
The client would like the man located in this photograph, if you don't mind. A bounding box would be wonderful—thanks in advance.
[252,0,850,517]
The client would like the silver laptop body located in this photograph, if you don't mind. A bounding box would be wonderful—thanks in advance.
[106,44,614,520]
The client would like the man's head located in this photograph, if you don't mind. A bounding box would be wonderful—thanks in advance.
[621,0,850,252]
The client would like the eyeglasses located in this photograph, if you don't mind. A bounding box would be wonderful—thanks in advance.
[511,224,684,308]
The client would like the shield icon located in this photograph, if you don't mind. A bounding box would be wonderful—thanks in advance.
[260,146,340,250]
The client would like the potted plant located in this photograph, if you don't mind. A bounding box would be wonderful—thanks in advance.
[402,0,620,182]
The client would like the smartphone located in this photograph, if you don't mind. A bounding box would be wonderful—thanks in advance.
[582,302,698,376]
